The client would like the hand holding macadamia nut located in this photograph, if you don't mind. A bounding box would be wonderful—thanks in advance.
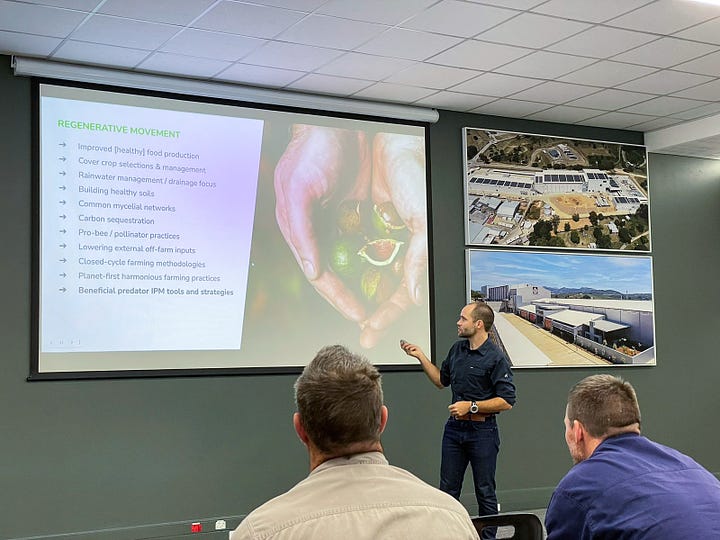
[274,125,427,346]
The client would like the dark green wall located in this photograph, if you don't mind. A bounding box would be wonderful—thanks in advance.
[1,57,719,539]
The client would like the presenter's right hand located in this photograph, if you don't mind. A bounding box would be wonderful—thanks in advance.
[274,125,370,323]
[400,340,423,360]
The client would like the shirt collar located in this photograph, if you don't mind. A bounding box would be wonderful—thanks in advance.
[312,451,388,475]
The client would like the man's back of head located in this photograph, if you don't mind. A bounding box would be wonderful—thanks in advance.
[294,344,384,456]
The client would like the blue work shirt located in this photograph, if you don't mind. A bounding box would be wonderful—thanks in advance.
[439,339,516,406]
[546,432,720,539]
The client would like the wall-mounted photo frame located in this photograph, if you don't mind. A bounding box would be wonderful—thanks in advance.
[464,128,650,252]
[467,249,656,368]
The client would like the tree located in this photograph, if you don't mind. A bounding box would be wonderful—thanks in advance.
[551,214,560,234]
[593,226,603,240]
[589,211,598,226]
[572,213,580,222]
[597,234,612,249]
[564,222,571,232]
[570,230,580,244]
[618,227,632,243]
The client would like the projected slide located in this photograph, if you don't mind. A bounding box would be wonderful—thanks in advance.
[36,84,430,374]
[41,88,263,353]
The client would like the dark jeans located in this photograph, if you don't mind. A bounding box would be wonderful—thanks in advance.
[440,417,500,540]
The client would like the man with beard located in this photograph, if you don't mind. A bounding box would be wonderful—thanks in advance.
[401,301,515,538]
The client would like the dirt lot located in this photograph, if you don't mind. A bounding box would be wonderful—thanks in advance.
[549,194,607,217]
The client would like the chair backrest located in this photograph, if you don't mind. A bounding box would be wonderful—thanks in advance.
[472,512,544,540]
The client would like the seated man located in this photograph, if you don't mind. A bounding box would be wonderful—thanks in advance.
[231,344,479,540]
[546,374,720,539]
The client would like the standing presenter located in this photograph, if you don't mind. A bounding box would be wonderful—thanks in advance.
[401,301,515,538]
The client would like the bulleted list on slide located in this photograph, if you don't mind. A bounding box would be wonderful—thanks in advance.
[40,96,264,353]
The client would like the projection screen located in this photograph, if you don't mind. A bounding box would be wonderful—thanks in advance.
[34,83,431,377]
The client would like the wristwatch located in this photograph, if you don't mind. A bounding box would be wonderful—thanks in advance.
[470,401,479,414]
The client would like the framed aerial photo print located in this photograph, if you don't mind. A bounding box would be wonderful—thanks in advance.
[467,249,656,368]
[464,128,650,252]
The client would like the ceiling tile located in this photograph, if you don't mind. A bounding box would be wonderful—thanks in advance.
[547,27,657,59]
[497,51,596,79]
[214,63,304,87]
[466,0,543,9]
[160,29,264,62]
[69,14,180,49]
[620,96,710,116]
[429,40,531,71]
[617,69,714,94]
[353,82,436,102]
[52,40,149,68]
[357,28,462,61]
[276,15,386,50]
[0,31,61,56]
[451,72,542,96]
[250,0,327,9]
[137,52,231,78]
[315,53,414,80]
[98,0,216,25]
[630,117,686,131]
[401,0,516,38]
[17,0,101,9]
[288,73,373,95]
[558,60,657,87]
[471,99,551,117]
[606,0,720,34]
[672,50,720,77]
[674,17,720,46]
[611,37,718,69]
[241,41,343,71]
[318,0,436,25]
[475,12,591,49]
[0,2,87,37]
[192,1,305,38]
[413,91,497,111]
[525,105,604,123]
[673,78,720,100]
[530,0,650,23]
[579,111,655,128]
[670,101,720,120]
[510,81,599,104]
[567,88,653,109]
[384,63,479,89]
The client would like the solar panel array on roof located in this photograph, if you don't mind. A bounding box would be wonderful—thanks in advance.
[543,174,584,182]
[587,172,609,180]
[614,196,640,204]
[469,176,532,187]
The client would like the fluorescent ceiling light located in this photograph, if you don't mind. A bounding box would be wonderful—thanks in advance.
[11,56,439,124]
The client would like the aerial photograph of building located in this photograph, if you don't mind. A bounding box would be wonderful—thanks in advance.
[465,128,650,251]
[467,250,655,368]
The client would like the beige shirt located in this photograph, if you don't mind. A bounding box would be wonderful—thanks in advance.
[231,451,479,540]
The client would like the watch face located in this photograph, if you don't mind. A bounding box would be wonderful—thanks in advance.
[470,402,479,413]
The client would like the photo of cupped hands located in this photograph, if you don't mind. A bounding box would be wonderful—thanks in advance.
[274,125,428,348]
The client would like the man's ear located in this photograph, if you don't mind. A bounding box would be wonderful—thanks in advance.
[378,405,389,435]
[572,419,587,444]
[293,412,310,447]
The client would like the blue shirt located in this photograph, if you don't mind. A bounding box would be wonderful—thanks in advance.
[546,433,720,539]
[439,339,515,406]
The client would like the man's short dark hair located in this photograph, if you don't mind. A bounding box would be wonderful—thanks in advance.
[567,374,641,438]
[470,301,494,331]
[294,345,383,454]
